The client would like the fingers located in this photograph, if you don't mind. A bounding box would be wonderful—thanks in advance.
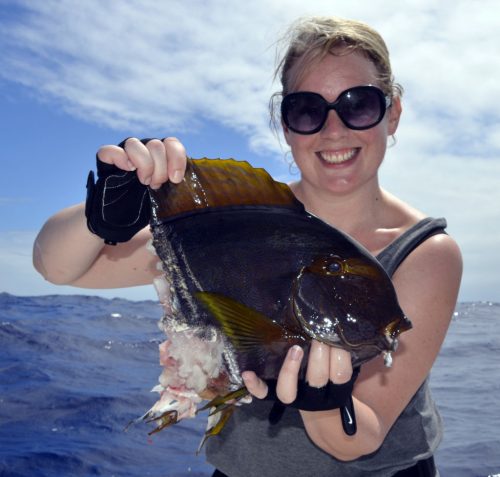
[242,343,352,405]
[276,345,304,404]
[330,347,353,384]
[96,137,187,188]
[163,137,187,184]
[305,341,353,386]
[145,139,168,188]
[242,371,269,399]
[305,341,331,387]
[97,144,136,171]
[124,138,156,185]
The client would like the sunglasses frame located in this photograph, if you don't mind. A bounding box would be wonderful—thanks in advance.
[281,85,392,135]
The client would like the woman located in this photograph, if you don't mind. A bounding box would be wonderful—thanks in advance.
[34,16,462,477]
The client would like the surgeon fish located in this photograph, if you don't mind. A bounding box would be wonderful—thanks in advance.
[141,158,411,446]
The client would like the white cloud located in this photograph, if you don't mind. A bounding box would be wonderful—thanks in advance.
[2,0,498,154]
[1,0,280,137]
[1,0,499,301]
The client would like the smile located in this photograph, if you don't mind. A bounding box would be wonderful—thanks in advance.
[318,148,358,164]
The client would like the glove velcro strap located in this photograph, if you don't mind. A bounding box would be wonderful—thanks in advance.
[85,158,150,245]
[85,138,159,244]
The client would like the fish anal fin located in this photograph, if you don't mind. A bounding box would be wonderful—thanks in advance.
[197,405,235,454]
[195,292,287,351]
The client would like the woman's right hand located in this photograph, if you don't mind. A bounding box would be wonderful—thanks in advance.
[97,137,187,189]
[85,137,188,244]
[33,136,188,287]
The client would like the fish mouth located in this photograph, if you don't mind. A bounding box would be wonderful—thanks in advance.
[383,315,412,338]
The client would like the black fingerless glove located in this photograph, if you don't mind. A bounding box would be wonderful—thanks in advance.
[85,139,152,245]
[265,367,360,435]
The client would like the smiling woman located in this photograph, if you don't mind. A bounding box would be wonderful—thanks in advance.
[31,13,463,477]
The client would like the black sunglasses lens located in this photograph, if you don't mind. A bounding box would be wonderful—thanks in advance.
[282,87,387,134]
[282,93,326,134]
[338,88,384,129]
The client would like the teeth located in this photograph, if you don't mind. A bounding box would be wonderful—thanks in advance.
[320,149,356,164]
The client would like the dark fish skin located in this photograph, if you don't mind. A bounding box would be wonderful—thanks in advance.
[148,158,411,380]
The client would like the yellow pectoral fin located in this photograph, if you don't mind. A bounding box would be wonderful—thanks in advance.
[195,291,286,351]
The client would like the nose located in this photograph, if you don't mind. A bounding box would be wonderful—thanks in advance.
[320,110,349,137]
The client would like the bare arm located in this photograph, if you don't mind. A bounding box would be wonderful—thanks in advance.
[33,137,187,288]
[244,233,462,460]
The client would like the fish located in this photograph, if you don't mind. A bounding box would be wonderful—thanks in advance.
[140,158,411,446]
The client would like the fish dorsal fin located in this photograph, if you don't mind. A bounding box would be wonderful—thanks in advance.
[150,158,301,221]
[195,291,286,351]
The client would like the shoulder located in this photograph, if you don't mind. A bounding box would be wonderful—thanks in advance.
[393,232,462,291]
[391,231,462,358]
[380,191,462,275]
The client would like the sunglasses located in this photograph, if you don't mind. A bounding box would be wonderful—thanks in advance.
[281,85,391,135]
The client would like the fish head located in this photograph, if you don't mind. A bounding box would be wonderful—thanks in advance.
[291,254,412,366]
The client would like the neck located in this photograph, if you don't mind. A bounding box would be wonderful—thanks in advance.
[290,177,385,238]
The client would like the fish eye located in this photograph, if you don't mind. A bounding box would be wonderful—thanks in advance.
[325,260,343,275]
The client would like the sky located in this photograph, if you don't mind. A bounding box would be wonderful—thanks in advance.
[0,0,499,303]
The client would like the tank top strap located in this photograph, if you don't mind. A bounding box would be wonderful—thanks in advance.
[376,217,447,277]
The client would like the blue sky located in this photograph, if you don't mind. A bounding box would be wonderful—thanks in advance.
[1,0,499,302]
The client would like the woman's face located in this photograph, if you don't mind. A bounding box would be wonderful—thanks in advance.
[283,51,401,198]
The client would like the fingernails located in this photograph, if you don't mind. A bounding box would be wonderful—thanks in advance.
[332,348,352,383]
[314,341,327,359]
[332,348,344,363]
[172,170,183,183]
[289,345,303,361]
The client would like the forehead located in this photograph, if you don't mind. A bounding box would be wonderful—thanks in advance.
[292,51,380,98]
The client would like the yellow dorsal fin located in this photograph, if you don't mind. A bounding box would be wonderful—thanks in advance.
[195,292,286,351]
[150,158,301,221]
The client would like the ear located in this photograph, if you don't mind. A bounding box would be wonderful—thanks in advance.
[387,96,402,136]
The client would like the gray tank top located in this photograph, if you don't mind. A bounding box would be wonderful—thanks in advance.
[206,217,447,477]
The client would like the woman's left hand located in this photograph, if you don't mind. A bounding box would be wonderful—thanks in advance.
[242,340,353,402]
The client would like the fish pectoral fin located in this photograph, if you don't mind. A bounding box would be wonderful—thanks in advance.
[195,291,286,351]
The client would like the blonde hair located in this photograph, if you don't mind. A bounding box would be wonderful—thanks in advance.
[270,16,403,129]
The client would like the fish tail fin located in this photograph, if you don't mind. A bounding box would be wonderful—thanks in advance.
[195,291,286,351]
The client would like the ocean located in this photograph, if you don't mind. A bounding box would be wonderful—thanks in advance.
[0,293,499,477]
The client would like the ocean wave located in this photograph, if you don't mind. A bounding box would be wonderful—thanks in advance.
[0,293,498,477]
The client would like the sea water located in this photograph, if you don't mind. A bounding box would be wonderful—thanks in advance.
[0,293,499,477]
